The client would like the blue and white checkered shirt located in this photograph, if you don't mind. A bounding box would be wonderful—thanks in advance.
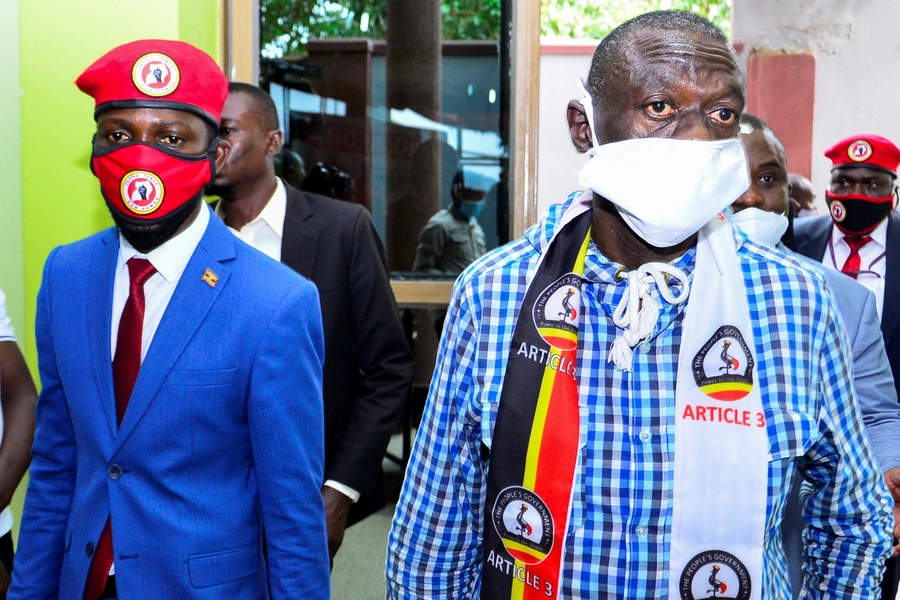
[386,195,893,599]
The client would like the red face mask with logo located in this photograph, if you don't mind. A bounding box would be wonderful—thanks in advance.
[91,141,215,224]
[825,190,895,235]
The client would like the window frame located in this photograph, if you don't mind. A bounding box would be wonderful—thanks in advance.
[223,0,541,307]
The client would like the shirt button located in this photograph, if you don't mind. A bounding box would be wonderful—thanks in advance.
[635,525,648,538]
[85,542,94,557]
[639,429,652,443]
[108,465,123,480]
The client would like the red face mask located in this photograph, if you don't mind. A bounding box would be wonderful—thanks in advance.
[91,142,215,224]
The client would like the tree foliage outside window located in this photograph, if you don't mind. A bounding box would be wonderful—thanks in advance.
[261,0,730,58]
[541,0,730,40]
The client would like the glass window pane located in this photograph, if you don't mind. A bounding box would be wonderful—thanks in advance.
[259,0,511,280]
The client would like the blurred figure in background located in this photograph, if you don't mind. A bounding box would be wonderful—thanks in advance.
[281,148,307,190]
[789,173,819,218]
[413,168,487,332]
[300,162,356,203]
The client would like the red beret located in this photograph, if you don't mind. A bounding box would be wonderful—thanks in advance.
[824,134,900,175]
[76,39,228,129]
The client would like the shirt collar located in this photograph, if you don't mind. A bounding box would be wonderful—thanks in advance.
[215,178,287,239]
[831,215,889,250]
[118,202,210,284]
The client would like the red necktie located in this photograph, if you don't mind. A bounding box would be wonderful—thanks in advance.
[84,258,156,600]
[841,235,873,280]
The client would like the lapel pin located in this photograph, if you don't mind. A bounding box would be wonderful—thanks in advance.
[202,268,219,288]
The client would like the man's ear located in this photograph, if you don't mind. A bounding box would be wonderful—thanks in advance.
[567,100,593,154]
[266,130,284,157]
[214,138,231,172]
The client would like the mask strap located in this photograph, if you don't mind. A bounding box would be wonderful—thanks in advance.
[577,79,599,157]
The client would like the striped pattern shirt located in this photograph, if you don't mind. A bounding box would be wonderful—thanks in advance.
[386,195,893,599]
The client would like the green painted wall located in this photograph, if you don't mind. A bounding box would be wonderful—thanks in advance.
[16,0,222,543]
[0,1,24,338]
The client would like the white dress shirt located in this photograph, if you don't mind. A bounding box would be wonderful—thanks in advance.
[216,178,359,503]
[822,217,887,320]
[216,177,285,262]
[111,205,210,360]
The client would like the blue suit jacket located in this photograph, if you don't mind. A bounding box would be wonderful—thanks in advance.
[10,208,330,599]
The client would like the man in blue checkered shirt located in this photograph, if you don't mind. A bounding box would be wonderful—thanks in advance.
[387,10,893,599]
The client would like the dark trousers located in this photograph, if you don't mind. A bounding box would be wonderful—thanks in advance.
[883,555,899,600]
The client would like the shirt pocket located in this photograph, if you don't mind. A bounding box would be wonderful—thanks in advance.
[188,542,260,588]
[167,368,237,388]
[567,404,589,535]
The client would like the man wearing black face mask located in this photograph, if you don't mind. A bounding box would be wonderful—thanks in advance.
[388,11,892,599]
[8,40,330,600]
[793,135,900,394]
[792,135,900,599]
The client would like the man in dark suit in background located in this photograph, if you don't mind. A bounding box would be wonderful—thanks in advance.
[207,83,414,561]
[791,133,900,598]
[793,135,900,399]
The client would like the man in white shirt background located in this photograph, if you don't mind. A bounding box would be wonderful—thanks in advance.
[0,286,36,595]
[791,133,900,599]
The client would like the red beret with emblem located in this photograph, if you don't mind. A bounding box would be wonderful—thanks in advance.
[76,39,228,129]
[825,134,900,175]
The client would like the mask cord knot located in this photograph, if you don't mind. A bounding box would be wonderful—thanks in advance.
[609,263,690,371]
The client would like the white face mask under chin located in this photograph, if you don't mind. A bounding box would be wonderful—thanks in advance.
[730,207,789,248]
[575,81,750,248]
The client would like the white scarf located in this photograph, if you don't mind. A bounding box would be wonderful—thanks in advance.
[666,215,767,600]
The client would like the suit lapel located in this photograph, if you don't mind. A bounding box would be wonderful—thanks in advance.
[281,186,319,279]
[799,216,832,263]
[881,212,900,347]
[88,230,120,437]
[112,214,235,451]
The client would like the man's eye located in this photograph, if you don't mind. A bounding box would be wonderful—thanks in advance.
[106,132,127,142]
[710,108,737,125]
[221,127,234,135]
[161,135,181,145]
[645,101,675,117]
[759,174,774,184]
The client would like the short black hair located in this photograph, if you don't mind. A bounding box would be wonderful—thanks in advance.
[587,10,731,103]
[228,82,280,131]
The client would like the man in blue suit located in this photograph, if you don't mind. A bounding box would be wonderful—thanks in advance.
[8,40,330,599]
[731,114,900,598]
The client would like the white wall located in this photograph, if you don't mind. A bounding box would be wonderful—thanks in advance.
[733,0,900,210]
[536,44,596,217]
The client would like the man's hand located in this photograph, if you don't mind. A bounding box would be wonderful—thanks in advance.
[322,486,353,561]
[886,467,900,556]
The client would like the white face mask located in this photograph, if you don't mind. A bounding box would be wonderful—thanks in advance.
[576,82,751,248]
[730,207,789,248]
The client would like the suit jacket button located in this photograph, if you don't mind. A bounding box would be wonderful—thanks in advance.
[86,542,94,557]
[108,465,122,479]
